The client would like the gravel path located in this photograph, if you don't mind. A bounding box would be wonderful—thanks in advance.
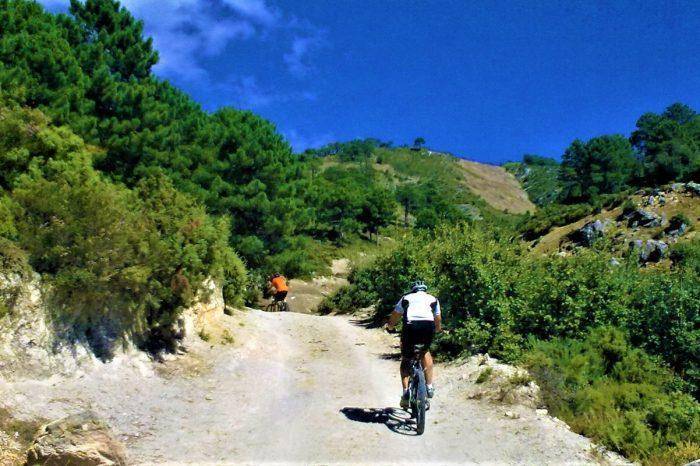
[1,309,621,465]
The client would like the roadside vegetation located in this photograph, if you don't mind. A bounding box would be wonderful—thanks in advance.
[0,0,488,352]
[326,103,700,462]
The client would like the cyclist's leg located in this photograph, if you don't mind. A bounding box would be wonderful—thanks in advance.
[414,320,436,391]
[400,357,411,391]
[399,325,414,391]
[421,351,434,385]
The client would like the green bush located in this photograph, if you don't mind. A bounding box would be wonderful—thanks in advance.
[332,221,698,394]
[263,236,331,279]
[523,327,700,463]
[475,367,493,384]
[624,269,700,396]
[1,110,245,355]
[670,239,700,274]
[504,156,561,206]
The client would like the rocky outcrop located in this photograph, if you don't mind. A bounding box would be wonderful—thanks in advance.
[1,429,24,465]
[0,274,95,380]
[630,239,668,263]
[454,354,540,408]
[180,277,225,344]
[665,216,690,237]
[569,219,609,246]
[25,411,127,466]
[0,273,225,378]
[687,181,700,196]
[624,209,663,228]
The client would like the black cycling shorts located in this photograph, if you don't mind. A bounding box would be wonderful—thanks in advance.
[273,290,288,302]
[401,320,435,357]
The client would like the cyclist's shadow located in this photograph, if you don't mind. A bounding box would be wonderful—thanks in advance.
[340,407,420,436]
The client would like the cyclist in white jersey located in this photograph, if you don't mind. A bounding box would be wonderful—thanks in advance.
[386,281,442,409]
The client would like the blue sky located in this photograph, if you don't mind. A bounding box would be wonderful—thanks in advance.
[40,0,700,164]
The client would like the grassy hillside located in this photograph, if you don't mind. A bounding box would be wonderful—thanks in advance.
[457,159,535,214]
[531,187,699,256]
[503,155,561,207]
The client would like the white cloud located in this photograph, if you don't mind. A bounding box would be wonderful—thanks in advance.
[38,0,277,83]
[37,0,327,103]
[117,0,262,82]
[222,0,279,25]
[283,129,334,153]
[219,76,317,109]
[283,34,325,78]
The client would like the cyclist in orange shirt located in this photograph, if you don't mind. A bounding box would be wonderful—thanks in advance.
[269,273,289,305]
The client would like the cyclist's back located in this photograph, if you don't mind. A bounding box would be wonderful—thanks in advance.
[269,273,289,303]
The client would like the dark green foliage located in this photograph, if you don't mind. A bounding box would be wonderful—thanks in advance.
[523,154,559,166]
[631,103,700,185]
[503,154,561,206]
[331,222,698,390]
[302,139,379,162]
[512,252,631,341]
[523,327,700,463]
[0,0,306,268]
[331,218,700,459]
[624,269,700,396]
[670,239,700,275]
[559,135,639,203]
[517,193,627,241]
[0,107,245,351]
[306,165,397,240]
[68,0,158,81]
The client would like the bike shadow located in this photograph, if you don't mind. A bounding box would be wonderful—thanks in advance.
[340,407,420,436]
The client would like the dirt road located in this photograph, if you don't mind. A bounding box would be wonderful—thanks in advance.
[0,307,625,465]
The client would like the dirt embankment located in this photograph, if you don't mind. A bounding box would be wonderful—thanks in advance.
[457,159,536,214]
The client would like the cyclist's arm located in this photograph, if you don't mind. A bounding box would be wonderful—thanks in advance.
[434,300,442,332]
[386,299,403,330]
[387,310,401,330]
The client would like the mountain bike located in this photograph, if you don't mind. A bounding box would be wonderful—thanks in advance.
[265,299,289,312]
[406,343,429,435]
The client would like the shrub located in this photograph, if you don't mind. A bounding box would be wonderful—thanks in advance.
[475,367,493,384]
[333,221,697,396]
[522,327,700,463]
[8,123,245,354]
[670,239,700,274]
[669,213,692,230]
[621,198,636,216]
[624,269,700,396]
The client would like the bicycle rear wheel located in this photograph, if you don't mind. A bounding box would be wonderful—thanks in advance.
[266,301,281,312]
[413,367,427,435]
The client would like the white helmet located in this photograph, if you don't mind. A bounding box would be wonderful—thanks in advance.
[411,280,428,293]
